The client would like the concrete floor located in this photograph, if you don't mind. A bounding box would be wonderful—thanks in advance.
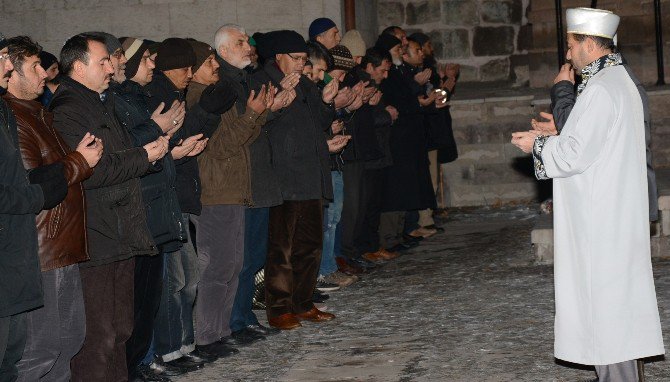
[174,205,670,381]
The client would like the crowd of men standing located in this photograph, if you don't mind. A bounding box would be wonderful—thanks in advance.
[0,16,458,382]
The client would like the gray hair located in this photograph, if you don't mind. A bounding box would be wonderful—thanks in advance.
[214,23,247,52]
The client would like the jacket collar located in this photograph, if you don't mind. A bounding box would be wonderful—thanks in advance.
[151,70,184,98]
[2,91,43,115]
[218,58,246,82]
[262,60,289,85]
[52,76,107,109]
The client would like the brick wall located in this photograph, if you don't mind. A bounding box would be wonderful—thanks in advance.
[376,0,532,87]
[0,0,342,55]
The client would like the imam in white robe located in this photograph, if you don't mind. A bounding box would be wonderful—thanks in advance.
[538,65,664,365]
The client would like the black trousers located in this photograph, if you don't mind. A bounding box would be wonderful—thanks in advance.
[126,254,164,375]
[0,313,27,382]
[355,168,385,254]
[265,200,322,318]
[340,160,367,259]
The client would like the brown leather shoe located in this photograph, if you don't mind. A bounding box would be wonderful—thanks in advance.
[362,251,388,263]
[377,248,399,260]
[336,256,365,275]
[268,313,302,330]
[295,307,335,322]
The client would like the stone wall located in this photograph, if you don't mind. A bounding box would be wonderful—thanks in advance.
[529,0,670,87]
[440,86,670,207]
[376,0,532,87]
[0,0,342,55]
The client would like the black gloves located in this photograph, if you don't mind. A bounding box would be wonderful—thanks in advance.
[199,81,238,115]
[28,162,68,210]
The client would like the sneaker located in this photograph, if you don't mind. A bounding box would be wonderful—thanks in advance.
[322,271,358,287]
[316,276,340,292]
[312,290,330,303]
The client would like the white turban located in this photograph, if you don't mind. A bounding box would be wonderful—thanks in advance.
[566,7,620,39]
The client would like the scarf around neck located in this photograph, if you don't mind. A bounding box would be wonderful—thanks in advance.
[577,52,622,95]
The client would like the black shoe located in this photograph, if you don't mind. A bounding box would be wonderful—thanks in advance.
[145,356,192,377]
[402,233,423,243]
[182,350,216,364]
[387,242,416,252]
[166,355,205,370]
[349,257,377,270]
[226,329,263,346]
[244,323,281,336]
[133,365,172,382]
[312,290,329,303]
[194,341,239,359]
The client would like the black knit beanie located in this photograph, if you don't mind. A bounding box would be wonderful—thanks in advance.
[155,38,196,71]
[187,39,215,73]
[260,30,307,57]
[374,33,401,53]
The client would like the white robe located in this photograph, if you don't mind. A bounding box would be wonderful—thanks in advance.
[540,65,665,365]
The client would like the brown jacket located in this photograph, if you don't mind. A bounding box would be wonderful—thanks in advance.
[186,81,267,206]
[3,93,92,271]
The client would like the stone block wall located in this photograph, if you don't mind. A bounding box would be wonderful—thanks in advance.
[441,87,670,207]
[0,0,342,55]
[376,0,532,87]
[529,0,670,87]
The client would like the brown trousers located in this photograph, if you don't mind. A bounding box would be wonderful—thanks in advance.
[71,258,135,382]
[265,199,322,318]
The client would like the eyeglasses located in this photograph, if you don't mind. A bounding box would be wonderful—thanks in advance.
[287,53,308,63]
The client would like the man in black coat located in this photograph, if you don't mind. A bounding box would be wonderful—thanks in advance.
[250,30,338,330]
[50,33,168,382]
[0,34,68,381]
[108,35,212,379]
[143,37,234,366]
[374,33,437,252]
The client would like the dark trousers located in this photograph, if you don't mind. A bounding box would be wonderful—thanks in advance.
[404,210,420,234]
[192,205,245,345]
[265,199,322,318]
[16,265,85,382]
[230,207,269,332]
[0,313,27,382]
[71,258,135,382]
[126,254,164,375]
[153,213,199,362]
[355,168,385,254]
[340,160,367,259]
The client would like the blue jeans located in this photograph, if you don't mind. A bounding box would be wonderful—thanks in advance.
[229,207,269,332]
[320,171,343,276]
[146,213,199,363]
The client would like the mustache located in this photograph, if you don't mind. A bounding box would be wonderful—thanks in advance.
[3,69,13,79]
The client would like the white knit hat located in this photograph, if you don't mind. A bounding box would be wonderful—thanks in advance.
[566,8,620,39]
[340,30,366,58]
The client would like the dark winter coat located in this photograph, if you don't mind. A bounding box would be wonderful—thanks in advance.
[0,97,45,317]
[50,76,156,267]
[219,60,283,208]
[144,71,220,215]
[380,64,436,212]
[250,61,334,201]
[340,68,384,163]
[423,61,458,163]
[550,63,658,221]
[111,80,184,252]
[5,93,92,272]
